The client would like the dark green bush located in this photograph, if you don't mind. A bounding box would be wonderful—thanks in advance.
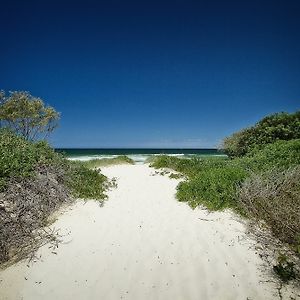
[236,139,300,172]
[0,129,108,200]
[223,111,300,157]
[0,129,65,190]
[151,139,300,215]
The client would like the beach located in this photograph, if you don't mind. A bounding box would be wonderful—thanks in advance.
[0,164,294,299]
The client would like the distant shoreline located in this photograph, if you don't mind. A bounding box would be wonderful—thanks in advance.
[55,148,226,163]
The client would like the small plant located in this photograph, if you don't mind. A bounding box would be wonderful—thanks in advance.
[273,254,297,282]
[169,173,182,179]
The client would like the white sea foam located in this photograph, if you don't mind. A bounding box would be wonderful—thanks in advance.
[68,155,120,161]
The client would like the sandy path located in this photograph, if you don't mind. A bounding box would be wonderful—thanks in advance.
[0,164,289,299]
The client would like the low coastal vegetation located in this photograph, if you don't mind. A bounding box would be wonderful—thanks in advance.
[0,129,111,266]
[0,91,113,266]
[151,111,300,282]
[73,155,134,169]
[222,111,300,157]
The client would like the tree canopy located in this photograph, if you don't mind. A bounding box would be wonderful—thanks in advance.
[0,91,60,140]
[222,111,300,157]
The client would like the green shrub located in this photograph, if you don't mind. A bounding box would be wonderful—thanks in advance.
[0,129,108,200]
[236,139,300,172]
[223,111,300,157]
[0,129,65,190]
[151,155,228,177]
[177,165,247,211]
[66,161,108,200]
[151,155,246,211]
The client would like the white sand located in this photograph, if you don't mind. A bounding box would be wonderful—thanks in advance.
[0,164,296,299]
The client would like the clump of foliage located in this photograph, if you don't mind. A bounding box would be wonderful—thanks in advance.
[66,161,108,200]
[273,254,297,283]
[0,90,60,140]
[235,139,300,172]
[151,155,228,177]
[0,128,110,198]
[222,111,300,157]
[177,166,247,211]
[0,129,65,191]
[152,155,246,211]
[152,139,300,215]
[238,166,300,248]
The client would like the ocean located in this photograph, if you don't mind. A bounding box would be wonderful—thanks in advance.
[55,148,226,164]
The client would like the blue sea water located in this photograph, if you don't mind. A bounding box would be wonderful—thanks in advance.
[56,148,226,164]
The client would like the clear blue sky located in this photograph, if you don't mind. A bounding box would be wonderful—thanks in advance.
[1,0,299,148]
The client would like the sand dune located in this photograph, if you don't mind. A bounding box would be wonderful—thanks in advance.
[0,164,295,299]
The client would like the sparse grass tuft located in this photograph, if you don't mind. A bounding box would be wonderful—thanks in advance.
[75,155,134,169]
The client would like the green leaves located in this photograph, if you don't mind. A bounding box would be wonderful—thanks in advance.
[0,91,60,140]
[0,130,109,201]
[176,164,247,211]
[222,111,300,157]
[0,129,63,190]
[66,161,108,200]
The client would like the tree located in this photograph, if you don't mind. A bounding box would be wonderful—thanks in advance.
[0,91,60,140]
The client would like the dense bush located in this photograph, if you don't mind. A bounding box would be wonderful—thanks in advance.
[66,162,108,200]
[152,140,300,213]
[0,129,65,190]
[238,167,300,250]
[235,139,300,172]
[176,165,247,211]
[152,155,246,211]
[223,111,300,157]
[0,129,109,200]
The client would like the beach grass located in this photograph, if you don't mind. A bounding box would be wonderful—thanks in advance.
[74,155,134,169]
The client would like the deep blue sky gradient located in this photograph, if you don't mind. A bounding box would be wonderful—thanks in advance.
[1,0,299,147]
